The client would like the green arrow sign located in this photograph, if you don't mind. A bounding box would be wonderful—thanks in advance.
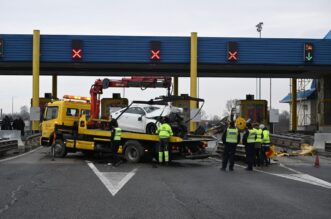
[306,52,313,61]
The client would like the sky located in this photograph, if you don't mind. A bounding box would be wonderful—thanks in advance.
[0,0,330,118]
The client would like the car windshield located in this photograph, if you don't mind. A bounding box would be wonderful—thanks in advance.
[143,106,160,113]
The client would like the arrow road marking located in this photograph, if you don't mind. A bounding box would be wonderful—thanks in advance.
[86,161,137,196]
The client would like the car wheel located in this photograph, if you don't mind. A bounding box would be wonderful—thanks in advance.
[146,123,157,134]
[124,140,144,163]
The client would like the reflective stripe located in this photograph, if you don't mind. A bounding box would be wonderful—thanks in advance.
[262,130,270,143]
[255,128,263,143]
[226,128,238,143]
[247,129,256,143]
[157,123,173,138]
[158,152,163,163]
[114,127,122,141]
[164,151,169,162]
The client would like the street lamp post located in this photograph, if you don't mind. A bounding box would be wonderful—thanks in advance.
[256,22,263,100]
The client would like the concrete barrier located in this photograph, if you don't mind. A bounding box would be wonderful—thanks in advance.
[314,133,331,151]
[0,130,24,150]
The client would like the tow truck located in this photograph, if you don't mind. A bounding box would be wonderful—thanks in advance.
[41,76,213,162]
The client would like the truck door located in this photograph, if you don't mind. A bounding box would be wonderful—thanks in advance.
[41,106,59,140]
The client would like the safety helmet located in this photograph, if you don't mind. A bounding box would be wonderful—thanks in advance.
[259,124,265,129]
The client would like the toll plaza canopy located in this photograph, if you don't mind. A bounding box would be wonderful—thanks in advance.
[0,33,331,78]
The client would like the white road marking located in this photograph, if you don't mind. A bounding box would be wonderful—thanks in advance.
[86,161,137,196]
[209,157,331,189]
[0,146,42,163]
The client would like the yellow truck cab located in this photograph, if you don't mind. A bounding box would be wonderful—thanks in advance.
[40,96,90,146]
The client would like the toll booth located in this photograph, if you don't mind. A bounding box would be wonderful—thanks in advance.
[101,93,128,118]
[236,95,268,125]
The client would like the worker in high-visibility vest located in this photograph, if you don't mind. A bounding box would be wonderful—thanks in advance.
[156,117,173,164]
[220,121,240,171]
[253,123,263,167]
[110,117,122,167]
[261,124,271,166]
[243,122,256,171]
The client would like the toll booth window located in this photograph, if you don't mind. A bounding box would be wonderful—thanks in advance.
[44,107,58,121]
[66,108,78,117]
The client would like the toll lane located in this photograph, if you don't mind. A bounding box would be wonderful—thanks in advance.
[0,147,330,219]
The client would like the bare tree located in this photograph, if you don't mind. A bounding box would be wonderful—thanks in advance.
[222,99,238,117]
[274,110,290,133]
[20,105,30,120]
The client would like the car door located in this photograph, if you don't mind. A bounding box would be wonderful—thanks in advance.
[120,107,145,132]
[116,107,138,132]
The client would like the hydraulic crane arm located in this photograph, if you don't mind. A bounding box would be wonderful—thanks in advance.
[89,76,172,119]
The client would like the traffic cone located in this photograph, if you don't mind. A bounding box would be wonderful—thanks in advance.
[314,153,320,168]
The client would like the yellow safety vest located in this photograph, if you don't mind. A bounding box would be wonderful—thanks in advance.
[262,130,270,144]
[114,127,122,141]
[226,128,238,143]
[255,128,263,143]
[157,123,173,138]
[247,129,256,143]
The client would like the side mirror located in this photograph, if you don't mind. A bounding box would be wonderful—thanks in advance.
[138,116,143,121]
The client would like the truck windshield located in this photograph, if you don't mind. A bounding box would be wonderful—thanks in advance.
[44,106,58,121]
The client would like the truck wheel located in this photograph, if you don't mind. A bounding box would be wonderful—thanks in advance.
[54,140,67,158]
[124,140,144,163]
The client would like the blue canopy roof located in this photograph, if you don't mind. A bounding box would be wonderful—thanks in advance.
[280,79,317,103]
[324,30,331,39]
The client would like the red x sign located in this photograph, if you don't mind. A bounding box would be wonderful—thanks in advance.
[72,49,82,59]
[228,51,237,61]
[150,50,160,60]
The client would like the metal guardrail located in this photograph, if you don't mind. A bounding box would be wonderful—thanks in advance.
[216,142,246,158]
[0,138,18,156]
[270,133,314,150]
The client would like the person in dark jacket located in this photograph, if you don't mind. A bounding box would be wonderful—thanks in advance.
[221,121,240,171]
[17,117,25,136]
[242,122,256,171]
[2,116,12,130]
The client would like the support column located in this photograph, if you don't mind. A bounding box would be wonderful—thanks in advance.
[291,78,297,131]
[190,32,198,132]
[317,76,331,132]
[52,75,57,99]
[174,77,178,96]
[32,30,40,131]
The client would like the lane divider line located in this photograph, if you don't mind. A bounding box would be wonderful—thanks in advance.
[0,146,42,163]
[209,157,331,189]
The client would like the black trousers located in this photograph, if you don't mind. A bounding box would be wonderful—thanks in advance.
[222,143,237,169]
[112,140,121,163]
[245,143,255,170]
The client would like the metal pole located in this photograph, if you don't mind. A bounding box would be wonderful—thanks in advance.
[270,78,272,109]
[190,32,198,132]
[259,78,261,99]
[52,75,57,99]
[174,77,178,96]
[291,78,297,131]
[32,30,40,131]
[12,96,14,115]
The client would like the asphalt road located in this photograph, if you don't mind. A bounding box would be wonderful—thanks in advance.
[0,147,330,219]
